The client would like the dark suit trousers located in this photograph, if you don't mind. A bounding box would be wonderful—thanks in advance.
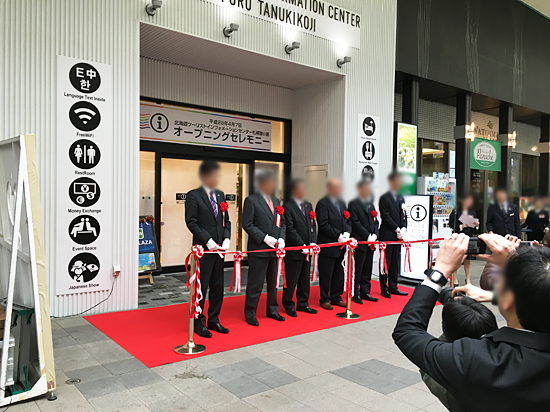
[245,255,279,320]
[195,255,225,329]
[282,257,311,310]
[354,248,375,296]
[383,244,401,291]
[318,249,344,304]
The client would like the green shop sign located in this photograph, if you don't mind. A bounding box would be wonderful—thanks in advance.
[470,139,501,171]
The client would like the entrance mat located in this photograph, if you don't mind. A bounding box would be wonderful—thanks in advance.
[85,282,413,368]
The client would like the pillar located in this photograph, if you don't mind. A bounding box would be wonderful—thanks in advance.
[540,116,550,196]
[455,92,472,198]
[498,103,513,190]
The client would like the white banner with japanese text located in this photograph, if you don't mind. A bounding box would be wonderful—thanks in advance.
[140,102,272,152]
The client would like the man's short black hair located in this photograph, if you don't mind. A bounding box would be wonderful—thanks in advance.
[357,179,370,189]
[504,247,550,333]
[494,187,508,196]
[388,171,401,181]
[288,178,304,194]
[199,160,220,176]
[442,296,498,342]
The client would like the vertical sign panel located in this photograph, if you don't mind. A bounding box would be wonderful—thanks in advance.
[56,56,112,295]
[358,114,380,191]
[400,195,432,280]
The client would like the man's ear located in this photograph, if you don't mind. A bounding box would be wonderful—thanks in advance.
[499,289,515,313]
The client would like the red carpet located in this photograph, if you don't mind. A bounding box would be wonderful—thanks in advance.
[85,282,413,368]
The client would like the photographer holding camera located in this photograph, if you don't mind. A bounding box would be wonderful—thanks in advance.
[393,233,550,412]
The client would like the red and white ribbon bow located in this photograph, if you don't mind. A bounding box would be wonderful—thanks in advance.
[342,238,358,297]
[379,242,388,275]
[310,244,321,282]
[276,206,284,228]
[403,241,412,273]
[185,245,204,319]
[275,247,286,288]
[230,251,244,293]
[428,239,435,269]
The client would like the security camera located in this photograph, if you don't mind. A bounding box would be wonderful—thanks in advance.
[223,23,240,37]
[146,0,162,16]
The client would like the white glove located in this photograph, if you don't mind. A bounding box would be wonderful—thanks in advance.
[206,238,219,251]
[367,234,377,242]
[309,243,317,255]
[301,244,309,255]
[221,238,231,250]
[277,238,286,249]
[264,235,277,248]
[343,232,350,240]
[338,233,348,243]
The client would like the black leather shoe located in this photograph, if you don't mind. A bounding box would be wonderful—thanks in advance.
[352,296,363,304]
[207,322,230,334]
[267,314,285,321]
[297,306,318,314]
[361,293,379,302]
[381,290,391,299]
[195,326,212,338]
[246,317,259,326]
[285,308,298,317]
[389,288,409,296]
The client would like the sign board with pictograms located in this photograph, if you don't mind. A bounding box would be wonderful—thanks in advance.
[56,56,112,295]
[357,114,380,191]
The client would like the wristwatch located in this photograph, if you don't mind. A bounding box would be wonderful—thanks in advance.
[424,268,448,287]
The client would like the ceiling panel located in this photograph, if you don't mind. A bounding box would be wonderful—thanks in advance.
[140,23,343,90]
[520,0,550,19]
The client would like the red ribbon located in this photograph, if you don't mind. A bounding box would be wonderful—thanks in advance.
[220,201,229,227]
[428,239,435,269]
[185,245,204,319]
[309,210,316,228]
[310,244,321,282]
[276,248,286,288]
[230,251,244,292]
[379,242,388,275]
[276,205,284,228]
[343,210,350,220]
[342,238,358,297]
[403,241,412,273]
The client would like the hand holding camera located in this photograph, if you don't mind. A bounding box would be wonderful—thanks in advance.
[432,233,469,278]
[477,234,520,268]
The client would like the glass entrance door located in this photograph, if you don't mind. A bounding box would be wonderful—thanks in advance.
[159,159,249,267]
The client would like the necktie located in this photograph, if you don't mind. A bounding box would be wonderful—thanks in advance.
[210,191,218,219]
[335,201,340,214]
[267,196,274,214]
[501,204,507,217]
[300,202,306,217]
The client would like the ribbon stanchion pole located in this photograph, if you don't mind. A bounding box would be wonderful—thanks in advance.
[174,251,206,355]
[337,240,360,320]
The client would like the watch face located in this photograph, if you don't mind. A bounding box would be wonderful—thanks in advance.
[431,272,442,282]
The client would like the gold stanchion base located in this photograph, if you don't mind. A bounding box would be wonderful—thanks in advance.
[174,340,206,355]
[336,309,360,320]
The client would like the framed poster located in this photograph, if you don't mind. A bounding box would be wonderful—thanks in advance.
[394,123,418,174]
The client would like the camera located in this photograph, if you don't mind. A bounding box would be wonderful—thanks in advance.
[466,237,491,255]
[438,287,465,305]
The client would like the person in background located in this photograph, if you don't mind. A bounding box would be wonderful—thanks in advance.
[315,178,351,310]
[242,170,286,326]
[486,187,521,238]
[282,178,318,317]
[521,197,549,241]
[378,172,408,298]
[185,161,231,338]
[349,180,380,304]
[420,289,498,412]
[395,233,550,412]
[449,193,479,285]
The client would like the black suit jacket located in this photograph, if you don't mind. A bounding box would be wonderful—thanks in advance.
[393,285,550,412]
[185,187,231,254]
[242,192,286,258]
[349,198,379,252]
[284,199,317,261]
[379,191,407,241]
[521,210,550,237]
[486,203,521,238]
[315,196,351,258]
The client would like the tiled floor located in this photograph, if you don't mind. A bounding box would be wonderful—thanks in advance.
[11,261,501,411]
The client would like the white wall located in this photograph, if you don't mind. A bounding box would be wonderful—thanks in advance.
[1,0,398,316]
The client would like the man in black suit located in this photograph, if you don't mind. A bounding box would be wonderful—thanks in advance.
[378,172,408,298]
[282,178,318,317]
[242,170,286,326]
[394,233,550,412]
[185,161,231,338]
[349,180,379,304]
[316,178,351,310]
[486,187,521,238]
